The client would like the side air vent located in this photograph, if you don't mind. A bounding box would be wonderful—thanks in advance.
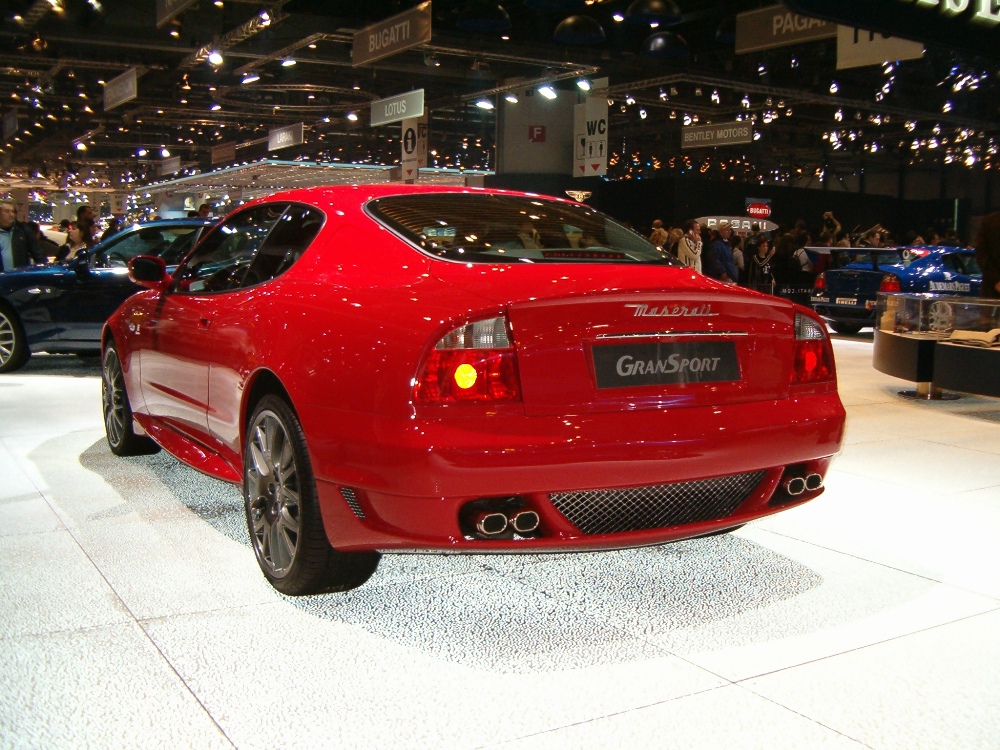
[339,487,365,519]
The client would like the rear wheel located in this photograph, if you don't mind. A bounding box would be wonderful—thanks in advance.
[102,345,160,456]
[244,395,379,595]
[829,322,863,335]
[0,304,29,373]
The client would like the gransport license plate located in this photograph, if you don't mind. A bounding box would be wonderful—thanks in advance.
[592,341,741,389]
[835,297,858,305]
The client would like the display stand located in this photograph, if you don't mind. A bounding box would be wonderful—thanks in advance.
[872,293,1000,400]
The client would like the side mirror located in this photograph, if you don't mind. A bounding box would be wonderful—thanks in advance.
[129,255,170,291]
[70,249,91,275]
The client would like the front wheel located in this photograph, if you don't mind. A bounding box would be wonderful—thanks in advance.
[244,395,379,595]
[829,322,863,335]
[102,345,160,456]
[0,304,29,373]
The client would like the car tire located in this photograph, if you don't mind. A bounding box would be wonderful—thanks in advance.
[244,395,380,595]
[829,322,863,335]
[102,345,161,456]
[0,303,30,373]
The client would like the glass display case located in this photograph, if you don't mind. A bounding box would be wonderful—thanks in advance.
[874,293,1000,399]
[876,293,1000,338]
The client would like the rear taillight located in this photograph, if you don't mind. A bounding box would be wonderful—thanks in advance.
[813,272,826,292]
[791,314,834,385]
[414,316,521,404]
[879,273,901,293]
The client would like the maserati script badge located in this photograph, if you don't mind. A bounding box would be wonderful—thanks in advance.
[625,303,718,317]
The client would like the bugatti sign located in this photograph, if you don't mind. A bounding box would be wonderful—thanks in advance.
[747,202,772,219]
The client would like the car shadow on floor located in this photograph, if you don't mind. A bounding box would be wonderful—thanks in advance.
[14,353,103,377]
[81,438,848,673]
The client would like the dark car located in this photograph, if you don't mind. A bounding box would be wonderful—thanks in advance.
[0,218,217,372]
[810,246,981,335]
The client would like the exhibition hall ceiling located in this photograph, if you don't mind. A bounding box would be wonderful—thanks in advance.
[0,0,998,190]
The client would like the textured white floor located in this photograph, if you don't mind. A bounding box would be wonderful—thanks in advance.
[1,339,998,750]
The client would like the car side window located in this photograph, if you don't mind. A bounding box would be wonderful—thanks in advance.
[174,205,286,293]
[98,228,163,266]
[941,254,964,274]
[242,204,324,286]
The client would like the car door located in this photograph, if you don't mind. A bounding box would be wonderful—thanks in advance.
[938,252,976,295]
[139,206,286,447]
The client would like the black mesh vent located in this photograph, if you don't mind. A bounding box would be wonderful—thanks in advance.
[550,471,767,535]
[340,487,365,519]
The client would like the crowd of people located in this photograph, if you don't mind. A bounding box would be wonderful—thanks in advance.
[642,211,980,295]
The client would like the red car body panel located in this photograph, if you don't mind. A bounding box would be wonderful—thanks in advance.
[105,184,846,553]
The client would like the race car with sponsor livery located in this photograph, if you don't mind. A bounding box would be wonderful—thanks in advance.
[810,245,981,335]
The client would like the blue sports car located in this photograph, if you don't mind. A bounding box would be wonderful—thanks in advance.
[0,218,217,372]
[810,246,981,335]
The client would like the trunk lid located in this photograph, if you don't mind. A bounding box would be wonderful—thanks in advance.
[432,263,798,417]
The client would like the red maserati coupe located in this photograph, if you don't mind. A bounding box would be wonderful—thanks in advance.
[102,186,845,594]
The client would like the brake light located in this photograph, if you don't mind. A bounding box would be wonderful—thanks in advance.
[791,314,834,385]
[879,273,901,293]
[415,316,521,404]
[813,272,826,292]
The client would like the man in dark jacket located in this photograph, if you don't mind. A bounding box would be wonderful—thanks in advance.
[703,225,738,283]
[0,199,44,272]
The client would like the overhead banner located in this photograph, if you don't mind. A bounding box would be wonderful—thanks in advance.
[353,1,432,67]
[371,89,424,126]
[104,67,138,111]
[156,0,198,28]
[572,96,608,177]
[400,113,428,181]
[681,122,753,149]
[784,0,1000,59]
[268,123,304,151]
[2,109,16,140]
[735,5,836,54]
[211,141,237,164]
[160,156,181,175]
[836,26,924,70]
[698,216,779,234]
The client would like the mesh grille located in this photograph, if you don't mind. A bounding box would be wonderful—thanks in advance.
[550,471,767,535]
[340,487,365,519]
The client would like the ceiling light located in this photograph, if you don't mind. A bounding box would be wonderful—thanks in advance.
[576,79,591,91]
[538,85,557,99]
[74,141,87,151]
[242,72,259,84]
[281,58,296,67]
[137,148,147,157]
[208,50,224,66]
[639,108,647,119]
[346,112,358,121]
[161,148,170,157]
[259,10,271,25]
[612,12,624,21]
[170,29,180,38]
[829,81,839,94]
[504,92,518,103]
[475,99,494,110]
[625,94,635,105]
[210,103,222,111]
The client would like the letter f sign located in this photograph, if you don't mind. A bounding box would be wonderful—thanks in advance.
[528,125,546,143]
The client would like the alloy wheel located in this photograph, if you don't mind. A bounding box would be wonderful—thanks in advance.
[102,349,127,448]
[246,410,301,578]
[0,311,15,368]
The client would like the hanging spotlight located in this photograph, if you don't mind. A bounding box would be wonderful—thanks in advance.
[538,85,557,99]
[829,81,839,94]
[281,57,296,67]
[625,94,635,105]
[576,78,591,91]
[711,89,720,104]
[346,112,358,121]
[659,88,668,101]
[242,72,260,84]
[210,103,222,111]
[475,98,494,110]
[504,92,518,103]
[208,50,224,66]
[639,108,647,119]
[161,148,170,157]
[137,148,147,157]
[694,87,702,96]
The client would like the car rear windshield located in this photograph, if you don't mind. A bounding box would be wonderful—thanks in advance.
[367,193,678,265]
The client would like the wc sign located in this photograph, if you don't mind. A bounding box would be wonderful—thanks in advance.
[573,97,608,177]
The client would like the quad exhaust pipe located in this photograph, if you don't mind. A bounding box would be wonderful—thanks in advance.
[469,508,540,537]
[784,473,824,496]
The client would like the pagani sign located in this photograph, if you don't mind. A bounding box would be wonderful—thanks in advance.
[784,0,1000,58]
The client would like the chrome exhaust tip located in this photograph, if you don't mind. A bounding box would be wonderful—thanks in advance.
[510,510,540,534]
[785,477,807,496]
[476,512,508,536]
[805,473,824,491]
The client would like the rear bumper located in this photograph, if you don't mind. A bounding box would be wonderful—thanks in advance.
[812,298,877,325]
[300,392,845,551]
